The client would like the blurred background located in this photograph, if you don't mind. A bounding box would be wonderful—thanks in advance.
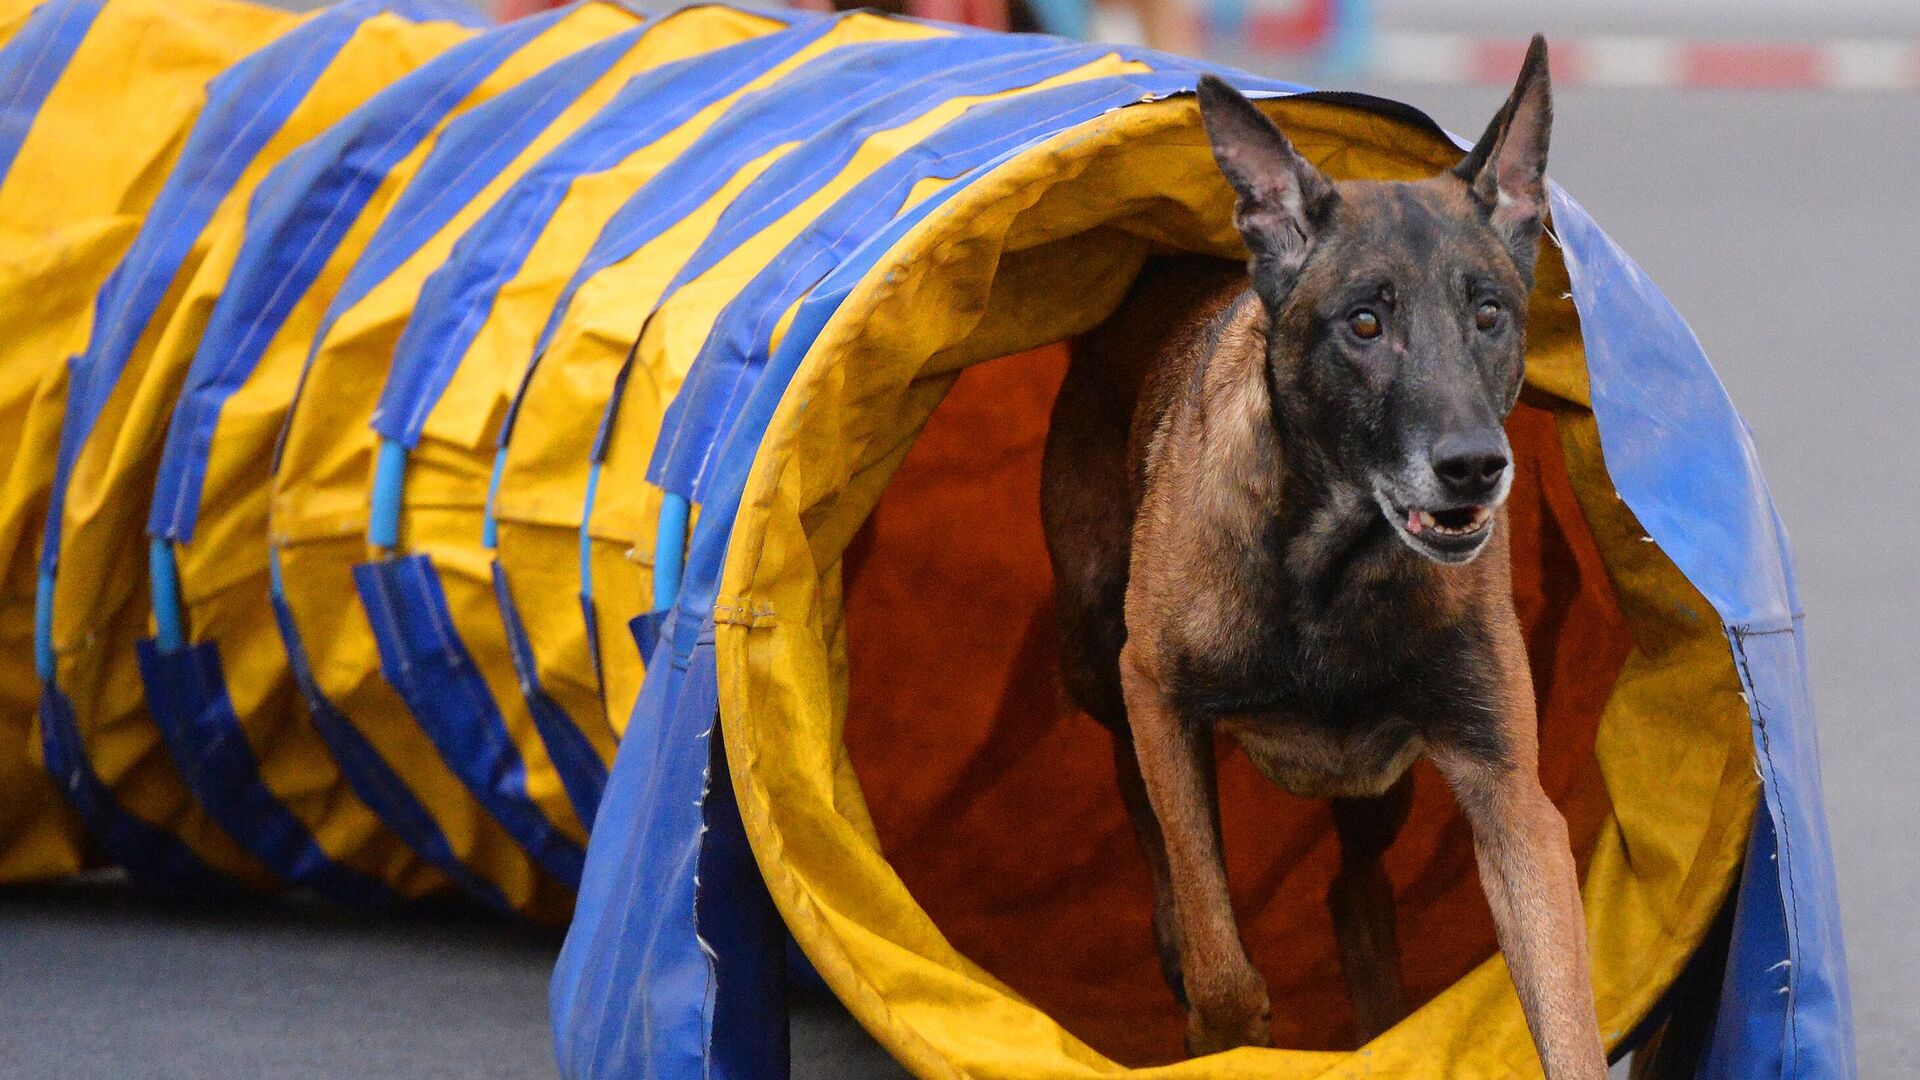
[3,1,1912,1077]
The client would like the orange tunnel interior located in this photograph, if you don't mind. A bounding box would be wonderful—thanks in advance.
[839,342,1632,1065]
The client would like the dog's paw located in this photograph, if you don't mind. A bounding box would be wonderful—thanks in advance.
[1183,982,1273,1056]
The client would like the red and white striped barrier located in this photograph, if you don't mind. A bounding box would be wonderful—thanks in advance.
[1368,33,1920,91]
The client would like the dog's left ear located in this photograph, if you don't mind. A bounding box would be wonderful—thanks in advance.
[1453,34,1553,280]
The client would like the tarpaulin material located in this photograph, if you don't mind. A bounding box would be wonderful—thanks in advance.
[0,2,1851,1078]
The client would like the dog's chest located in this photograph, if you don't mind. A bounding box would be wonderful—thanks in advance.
[1161,554,1499,795]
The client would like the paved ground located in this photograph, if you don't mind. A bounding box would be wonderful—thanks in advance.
[1,39,1909,1080]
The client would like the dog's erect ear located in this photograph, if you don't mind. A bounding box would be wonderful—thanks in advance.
[1198,75,1337,311]
[1453,35,1553,279]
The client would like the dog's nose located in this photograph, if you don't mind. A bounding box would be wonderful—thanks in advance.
[1430,432,1509,500]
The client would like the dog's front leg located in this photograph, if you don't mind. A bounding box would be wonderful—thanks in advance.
[1119,643,1270,1055]
[1434,670,1606,1079]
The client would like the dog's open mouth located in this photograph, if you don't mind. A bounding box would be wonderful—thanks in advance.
[1406,505,1492,538]
[1377,493,1496,563]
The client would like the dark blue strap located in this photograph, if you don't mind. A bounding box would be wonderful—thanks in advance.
[699,704,789,1080]
[149,7,587,542]
[493,560,608,828]
[552,617,711,1079]
[36,683,250,899]
[0,1,104,187]
[267,556,515,913]
[354,554,586,886]
[135,638,399,907]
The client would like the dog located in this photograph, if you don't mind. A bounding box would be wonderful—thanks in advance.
[1039,37,1606,1078]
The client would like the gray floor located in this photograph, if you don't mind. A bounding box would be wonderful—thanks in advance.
[1,54,1910,1080]
[0,874,907,1080]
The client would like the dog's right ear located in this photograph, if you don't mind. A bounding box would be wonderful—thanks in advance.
[1198,75,1337,311]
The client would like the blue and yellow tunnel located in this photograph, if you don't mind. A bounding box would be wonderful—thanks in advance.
[0,1,1851,1077]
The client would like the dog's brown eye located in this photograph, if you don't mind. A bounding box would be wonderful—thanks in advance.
[1475,301,1501,331]
[1349,310,1381,340]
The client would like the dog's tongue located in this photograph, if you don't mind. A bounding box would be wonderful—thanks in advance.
[1406,509,1424,535]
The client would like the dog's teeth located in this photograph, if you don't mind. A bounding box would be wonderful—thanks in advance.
[1415,510,1435,533]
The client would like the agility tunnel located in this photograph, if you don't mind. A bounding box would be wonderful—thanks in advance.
[0,0,1851,1077]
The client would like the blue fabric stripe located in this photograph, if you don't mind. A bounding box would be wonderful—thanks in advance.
[268,2,591,474]
[1553,183,1855,1075]
[648,45,1186,499]
[267,556,515,912]
[654,38,1084,306]
[365,22,652,447]
[354,554,586,886]
[522,29,995,422]
[0,0,104,188]
[36,684,252,899]
[39,0,396,578]
[148,9,580,543]
[395,29,1039,449]
[135,638,400,907]
[492,561,607,827]
[384,0,492,28]
[478,15,843,447]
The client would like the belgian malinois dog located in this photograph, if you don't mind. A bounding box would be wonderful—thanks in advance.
[1040,38,1605,1078]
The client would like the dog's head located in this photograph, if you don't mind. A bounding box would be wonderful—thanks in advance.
[1197,38,1552,566]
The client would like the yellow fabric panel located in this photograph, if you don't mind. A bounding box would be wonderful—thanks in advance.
[714,95,1757,1078]
[0,4,29,41]
[0,0,295,884]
